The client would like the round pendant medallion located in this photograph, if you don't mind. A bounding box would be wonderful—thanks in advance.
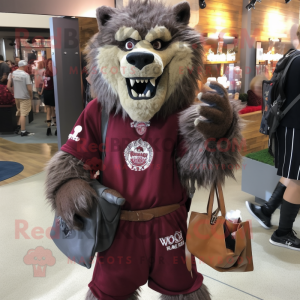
[135,122,147,135]
[124,138,154,171]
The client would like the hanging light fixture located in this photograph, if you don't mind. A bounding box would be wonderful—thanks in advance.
[199,0,206,9]
[246,0,261,11]
[246,0,291,10]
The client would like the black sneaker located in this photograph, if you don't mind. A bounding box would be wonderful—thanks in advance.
[270,230,300,251]
[21,131,35,137]
[47,127,52,136]
[245,201,271,229]
[14,125,21,134]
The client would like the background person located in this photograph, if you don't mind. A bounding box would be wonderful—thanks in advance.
[246,26,300,251]
[0,54,10,85]
[5,60,13,69]
[11,57,20,72]
[247,74,267,106]
[39,58,56,136]
[33,61,45,113]
[7,60,34,136]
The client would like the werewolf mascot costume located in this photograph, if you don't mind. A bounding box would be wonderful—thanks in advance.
[46,1,243,299]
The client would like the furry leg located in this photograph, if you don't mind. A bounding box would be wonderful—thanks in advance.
[85,288,141,300]
[126,288,141,300]
[160,284,211,300]
[85,289,97,300]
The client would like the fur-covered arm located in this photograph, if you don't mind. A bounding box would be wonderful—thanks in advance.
[45,151,97,229]
[177,83,244,192]
[45,151,92,209]
[45,151,125,230]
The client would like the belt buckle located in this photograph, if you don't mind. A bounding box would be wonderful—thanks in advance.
[136,212,140,221]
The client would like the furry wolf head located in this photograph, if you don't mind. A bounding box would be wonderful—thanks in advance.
[85,0,203,122]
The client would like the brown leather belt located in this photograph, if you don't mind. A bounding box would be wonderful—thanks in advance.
[120,204,181,222]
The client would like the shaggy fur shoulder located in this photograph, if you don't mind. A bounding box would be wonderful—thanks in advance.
[177,100,245,192]
[45,151,91,211]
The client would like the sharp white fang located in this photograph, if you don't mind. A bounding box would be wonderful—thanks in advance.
[131,89,137,97]
[150,78,156,86]
[139,94,142,97]
[146,90,150,97]
[136,80,140,83]
[141,80,144,83]
[145,79,148,83]
[130,79,135,87]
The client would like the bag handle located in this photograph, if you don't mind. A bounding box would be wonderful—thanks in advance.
[207,182,226,220]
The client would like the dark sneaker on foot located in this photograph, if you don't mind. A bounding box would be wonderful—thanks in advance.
[55,129,57,136]
[246,201,271,229]
[21,131,35,137]
[14,125,21,134]
[47,127,52,136]
[270,230,300,251]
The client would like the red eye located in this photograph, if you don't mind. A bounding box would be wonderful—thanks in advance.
[153,40,162,50]
[125,41,134,50]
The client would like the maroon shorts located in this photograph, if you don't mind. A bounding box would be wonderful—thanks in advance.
[89,206,203,300]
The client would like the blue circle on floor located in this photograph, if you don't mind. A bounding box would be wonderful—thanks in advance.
[0,161,24,182]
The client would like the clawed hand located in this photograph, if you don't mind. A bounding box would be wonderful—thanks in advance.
[194,81,233,139]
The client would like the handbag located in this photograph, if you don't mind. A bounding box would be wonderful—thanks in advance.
[186,182,253,272]
[50,108,124,269]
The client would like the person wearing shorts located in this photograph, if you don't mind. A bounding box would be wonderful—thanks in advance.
[7,60,34,137]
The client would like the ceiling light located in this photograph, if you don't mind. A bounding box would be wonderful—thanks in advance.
[246,0,262,11]
[199,0,206,9]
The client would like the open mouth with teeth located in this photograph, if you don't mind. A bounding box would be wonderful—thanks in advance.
[125,76,162,100]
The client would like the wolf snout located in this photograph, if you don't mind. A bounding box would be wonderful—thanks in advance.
[126,52,154,70]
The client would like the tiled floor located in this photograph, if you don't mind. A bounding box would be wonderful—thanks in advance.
[1,169,299,300]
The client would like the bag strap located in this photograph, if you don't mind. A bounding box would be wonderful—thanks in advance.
[207,182,226,219]
[280,93,300,120]
[277,52,300,102]
[100,107,109,183]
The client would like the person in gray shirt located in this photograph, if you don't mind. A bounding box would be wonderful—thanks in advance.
[7,60,34,136]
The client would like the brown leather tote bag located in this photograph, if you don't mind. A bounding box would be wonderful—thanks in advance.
[186,182,254,273]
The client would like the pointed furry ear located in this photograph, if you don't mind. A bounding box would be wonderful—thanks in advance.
[96,6,116,29]
[172,2,190,25]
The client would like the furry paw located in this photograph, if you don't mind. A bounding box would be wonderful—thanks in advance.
[55,179,98,230]
[194,81,233,138]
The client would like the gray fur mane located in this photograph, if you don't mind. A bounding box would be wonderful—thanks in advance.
[84,0,203,118]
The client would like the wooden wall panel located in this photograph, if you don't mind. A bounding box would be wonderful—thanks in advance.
[240,111,269,156]
[250,0,300,43]
[77,17,98,52]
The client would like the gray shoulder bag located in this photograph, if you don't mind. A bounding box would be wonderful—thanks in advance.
[50,108,125,268]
